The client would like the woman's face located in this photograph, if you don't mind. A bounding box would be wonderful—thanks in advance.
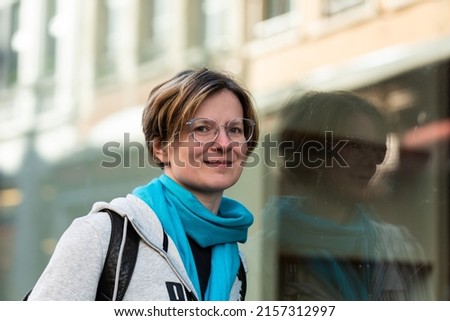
[160,89,249,201]
[320,112,387,201]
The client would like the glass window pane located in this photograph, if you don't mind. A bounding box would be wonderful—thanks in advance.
[42,0,57,76]
[202,0,230,50]
[264,60,449,300]
[138,0,171,63]
[96,0,121,77]
[263,0,291,20]
[0,1,20,88]
[323,0,366,16]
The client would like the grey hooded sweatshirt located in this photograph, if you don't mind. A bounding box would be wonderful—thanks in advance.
[27,194,247,301]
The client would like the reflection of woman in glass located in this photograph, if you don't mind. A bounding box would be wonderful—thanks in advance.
[265,90,431,300]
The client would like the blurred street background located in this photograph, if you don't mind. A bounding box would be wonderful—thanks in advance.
[0,0,449,300]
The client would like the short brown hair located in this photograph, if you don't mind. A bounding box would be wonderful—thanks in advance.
[142,68,259,167]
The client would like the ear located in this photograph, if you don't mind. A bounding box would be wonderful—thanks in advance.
[153,139,169,165]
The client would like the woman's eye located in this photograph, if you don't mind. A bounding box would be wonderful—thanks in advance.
[194,125,211,133]
[228,127,243,135]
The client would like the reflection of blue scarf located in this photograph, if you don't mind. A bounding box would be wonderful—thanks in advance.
[267,196,378,300]
[132,174,254,300]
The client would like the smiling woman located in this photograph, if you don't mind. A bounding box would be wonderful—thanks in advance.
[26,68,260,301]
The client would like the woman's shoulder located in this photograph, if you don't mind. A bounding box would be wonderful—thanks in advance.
[77,209,111,226]
[88,194,166,246]
[369,218,425,260]
[54,211,112,261]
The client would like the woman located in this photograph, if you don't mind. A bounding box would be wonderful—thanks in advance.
[264,90,431,300]
[27,68,259,301]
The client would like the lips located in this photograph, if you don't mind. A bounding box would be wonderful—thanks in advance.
[204,159,232,167]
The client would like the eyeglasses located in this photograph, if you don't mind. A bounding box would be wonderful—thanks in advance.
[342,139,387,164]
[185,118,255,144]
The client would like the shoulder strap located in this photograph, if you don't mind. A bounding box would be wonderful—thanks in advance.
[22,289,31,301]
[238,260,247,300]
[95,209,140,301]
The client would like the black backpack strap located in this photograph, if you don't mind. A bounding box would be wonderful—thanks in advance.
[238,259,247,300]
[22,290,31,301]
[95,209,140,301]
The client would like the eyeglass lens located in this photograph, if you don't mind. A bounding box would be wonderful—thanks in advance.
[188,118,254,143]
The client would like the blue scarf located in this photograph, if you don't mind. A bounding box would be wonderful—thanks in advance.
[132,174,254,300]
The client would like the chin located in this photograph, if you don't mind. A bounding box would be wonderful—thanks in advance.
[210,176,240,191]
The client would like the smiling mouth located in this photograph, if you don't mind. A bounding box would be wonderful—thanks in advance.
[204,160,233,167]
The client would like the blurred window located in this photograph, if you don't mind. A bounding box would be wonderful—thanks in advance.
[253,0,299,39]
[0,0,20,89]
[322,0,366,16]
[95,0,122,77]
[313,0,376,36]
[185,0,204,51]
[263,0,291,20]
[35,0,57,116]
[202,0,231,52]
[137,0,172,63]
[41,0,57,77]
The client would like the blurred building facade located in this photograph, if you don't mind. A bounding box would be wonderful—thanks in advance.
[0,0,449,300]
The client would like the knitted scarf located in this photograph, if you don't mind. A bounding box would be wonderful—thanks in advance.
[132,174,254,300]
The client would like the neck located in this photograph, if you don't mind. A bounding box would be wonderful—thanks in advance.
[303,193,357,224]
[192,191,222,214]
[161,172,223,214]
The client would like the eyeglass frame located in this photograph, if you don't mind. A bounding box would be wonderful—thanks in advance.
[185,117,256,144]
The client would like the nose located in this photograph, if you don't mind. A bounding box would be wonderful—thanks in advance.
[212,127,233,149]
